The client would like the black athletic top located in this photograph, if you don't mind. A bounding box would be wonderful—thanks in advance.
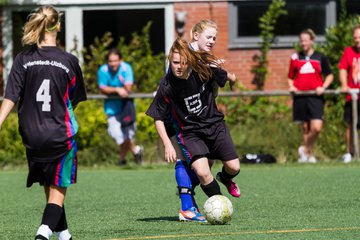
[146,67,227,134]
[5,46,87,161]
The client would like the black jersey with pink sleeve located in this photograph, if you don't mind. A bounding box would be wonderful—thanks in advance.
[5,46,87,162]
[288,51,332,91]
[146,67,227,134]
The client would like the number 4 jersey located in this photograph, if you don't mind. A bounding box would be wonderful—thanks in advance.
[5,46,87,162]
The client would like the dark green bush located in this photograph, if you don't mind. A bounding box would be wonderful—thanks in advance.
[0,112,26,166]
[221,96,347,162]
[0,97,349,167]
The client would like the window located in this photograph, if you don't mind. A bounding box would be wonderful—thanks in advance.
[229,0,336,48]
[336,0,360,18]
[83,9,165,54]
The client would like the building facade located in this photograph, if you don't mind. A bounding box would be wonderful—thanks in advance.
[1,0,359,93]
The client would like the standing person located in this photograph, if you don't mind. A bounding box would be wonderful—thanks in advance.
[98,48,143,166]
[288,29,333,163]
[338,25,360,163]
[147,38,240,213]
[0,6,86,240]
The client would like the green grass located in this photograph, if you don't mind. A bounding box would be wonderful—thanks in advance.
[1,163,360,240]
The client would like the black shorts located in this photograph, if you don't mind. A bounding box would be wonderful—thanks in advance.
[293,96,324,122]
[344,101,360,128]
[178,121,238,164]
[26,142,78,188]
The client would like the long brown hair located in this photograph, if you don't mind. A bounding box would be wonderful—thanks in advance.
[168,38,221,82]
[22,5,62,47]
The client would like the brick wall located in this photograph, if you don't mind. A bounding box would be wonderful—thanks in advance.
[174,2,294,91]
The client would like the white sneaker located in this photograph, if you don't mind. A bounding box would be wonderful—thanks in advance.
[308,156,317,163]
[298,146,308,163]
[342,153,352,163]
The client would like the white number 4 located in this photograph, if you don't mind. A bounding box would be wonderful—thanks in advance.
[36,79,51,112]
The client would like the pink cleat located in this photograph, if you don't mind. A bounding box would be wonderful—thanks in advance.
[216,173,241,198]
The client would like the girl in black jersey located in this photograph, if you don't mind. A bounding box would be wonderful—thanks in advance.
[147,38,240,201]
[166,20,238,222]
[0,6,86,240]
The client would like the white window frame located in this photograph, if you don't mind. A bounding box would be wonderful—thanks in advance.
[228,0,336,49]
[2,2,174,91]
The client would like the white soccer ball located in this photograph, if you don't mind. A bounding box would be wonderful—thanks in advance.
[203,195,233,225]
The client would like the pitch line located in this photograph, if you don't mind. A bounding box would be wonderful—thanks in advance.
[110,226,360,240]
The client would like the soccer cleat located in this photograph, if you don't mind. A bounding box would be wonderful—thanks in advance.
[34,235,48,240]
[118,159,127,166]
[298,145,308,163]
[134,145,144,165]
[216,173,241,198]
[342,153,352,163]
[308,156,317,163]
[179,207,207,222]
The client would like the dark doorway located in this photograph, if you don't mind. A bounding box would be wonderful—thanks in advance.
[83,9,165,54]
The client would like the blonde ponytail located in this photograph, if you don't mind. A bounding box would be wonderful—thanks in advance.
[22,6,62,47]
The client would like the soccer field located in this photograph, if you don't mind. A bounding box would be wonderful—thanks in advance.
[1,163,360,240]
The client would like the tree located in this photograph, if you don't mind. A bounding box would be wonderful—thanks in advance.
[251,0,287,90]
[320,0,360,87]
[81,21,165,93]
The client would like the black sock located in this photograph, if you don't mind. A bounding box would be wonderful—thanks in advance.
[201,178,222,197]
[219,166,240,182]
[55,206,68,232]
[41,203,63,231]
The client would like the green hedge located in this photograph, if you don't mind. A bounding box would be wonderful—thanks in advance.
[0,96,348,167]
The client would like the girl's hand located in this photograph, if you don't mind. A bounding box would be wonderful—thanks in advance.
[164,143,177,162]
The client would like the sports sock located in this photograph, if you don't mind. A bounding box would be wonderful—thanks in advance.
[36,224,52,239]
[175,160,194,211]
[187,165,200,210]
[41,203,63,232]
[201,178,222,197]
[189,167,200,187]
[134,145,141,155]
[57,229,72,240]
[219,167,240,182]
[55,206,68,232]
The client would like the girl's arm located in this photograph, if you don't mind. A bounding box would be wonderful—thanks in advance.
[0,99,15,129]
[155,120,177,163]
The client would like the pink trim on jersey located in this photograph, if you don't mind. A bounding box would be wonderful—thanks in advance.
[63,88,71,137]
[69,76,76,91]
[63,84,75,150]
[167,97,193,162]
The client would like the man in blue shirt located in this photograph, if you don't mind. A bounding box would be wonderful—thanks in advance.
[98,48,143,165]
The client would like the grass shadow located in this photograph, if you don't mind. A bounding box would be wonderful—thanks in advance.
[137,216,179,222]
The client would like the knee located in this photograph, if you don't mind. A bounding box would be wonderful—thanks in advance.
[224,159,240,174]
[194,168,213,183]
[312,126,322,134]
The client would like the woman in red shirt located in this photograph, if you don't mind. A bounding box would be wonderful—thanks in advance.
[287,29,333,163]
